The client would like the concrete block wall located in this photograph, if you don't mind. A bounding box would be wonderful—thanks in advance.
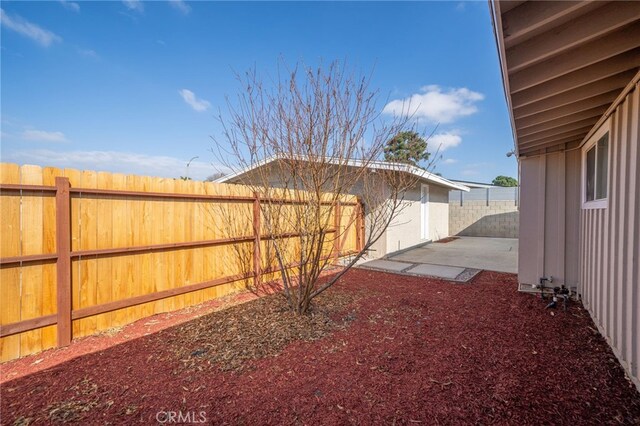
[449,199,519,238]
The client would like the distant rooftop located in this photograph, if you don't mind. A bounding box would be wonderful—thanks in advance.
[448,179,496,189]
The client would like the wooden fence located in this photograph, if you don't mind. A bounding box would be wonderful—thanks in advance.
[0,163,363,362]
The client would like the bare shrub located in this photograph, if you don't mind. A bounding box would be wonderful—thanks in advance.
[212,60,431,314]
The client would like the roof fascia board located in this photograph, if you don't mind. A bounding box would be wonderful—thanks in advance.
[489,0,520,158]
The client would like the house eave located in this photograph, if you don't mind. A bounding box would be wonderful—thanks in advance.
[217,155,470,192]
[489,0,640,158]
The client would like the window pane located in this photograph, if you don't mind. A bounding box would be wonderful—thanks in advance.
[596,133,609,200]
[586,146,595,201]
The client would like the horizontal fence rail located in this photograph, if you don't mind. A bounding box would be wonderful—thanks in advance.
[0,164,364,361]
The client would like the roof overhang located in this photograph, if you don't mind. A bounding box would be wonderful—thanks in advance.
[449,180,498,189]
[217,155,470,192]
[490,1,640,157]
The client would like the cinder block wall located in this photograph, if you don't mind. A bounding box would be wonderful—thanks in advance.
[449,188,519,238]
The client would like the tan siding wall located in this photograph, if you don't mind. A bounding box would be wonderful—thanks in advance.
[519,84,639,389]
[518,150,581,288]
[580,85,640,389]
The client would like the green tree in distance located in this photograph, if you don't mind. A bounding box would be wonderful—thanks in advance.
[492,175,518,187]
[384,131,429,167]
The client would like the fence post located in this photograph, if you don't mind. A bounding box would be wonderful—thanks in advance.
[55,177,72,347]
[253,192,261,287]
[333,201,342,262]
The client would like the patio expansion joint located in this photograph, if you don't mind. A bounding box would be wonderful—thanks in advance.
[356,259,482,283]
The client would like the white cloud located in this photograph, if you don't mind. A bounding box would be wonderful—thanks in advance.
[59,0,80,12]
[4,149,227,181]
[0,9,62,47]
[169,0,191,15]
[122,0,144,13]
[383,85,484,124]
[179,89,211,112]
[442,158,457,165]
[22,130,67,143]
[429,131,462,152]
[77,48,99,59]
[460,162,494,177]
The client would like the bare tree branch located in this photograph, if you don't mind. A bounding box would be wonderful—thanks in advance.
[211,59,434,314]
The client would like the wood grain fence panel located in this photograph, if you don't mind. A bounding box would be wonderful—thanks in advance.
[0,163,21,258]
[139,175,154,318]
[191,180,205,304]
[191,181,205,306]
[124,175,139,323]
[162,178,177,313]
[41,167,61,350]
[173,179,188,310]
[123,174,140,324]
[19,165,44,355]
[110,173,129,328]
[64,169,83,338]
[95,172,114,330]
[203,183,221,298]
[0,164,363,362]
[0,267,21,361]
[79,170,98,336]
[150,177,166,314]
[0,164,22,360]
[182,179,195,307]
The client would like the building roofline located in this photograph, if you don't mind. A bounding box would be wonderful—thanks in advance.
[216,155,470,192]
[448,179,498,189]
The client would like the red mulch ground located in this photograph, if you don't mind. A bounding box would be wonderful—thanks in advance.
[2,269,640,425]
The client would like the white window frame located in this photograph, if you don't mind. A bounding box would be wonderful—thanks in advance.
[581,118,610,210]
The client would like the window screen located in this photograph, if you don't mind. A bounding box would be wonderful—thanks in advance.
[596,133,608,200]
[586,145,596,202]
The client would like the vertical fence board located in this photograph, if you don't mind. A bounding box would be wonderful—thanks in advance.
[124,174,140,324]
[162,178,177,312]
[191,181,205,306]
[173,179,187,310]
[139,175,153,318]
[150,177,165,314]
[95,172,114,330]
[41,168,60,349]
[64,168,82,337]
[79,170,98,336]
[0,164,22,360]
[202,182,218,301]
[111,173,128,327]
[20,165,44,355]
[184,180,195,306]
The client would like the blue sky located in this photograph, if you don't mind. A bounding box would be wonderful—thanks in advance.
[1,0,517,182]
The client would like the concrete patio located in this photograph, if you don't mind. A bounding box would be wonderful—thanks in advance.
[358,237,518,281]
